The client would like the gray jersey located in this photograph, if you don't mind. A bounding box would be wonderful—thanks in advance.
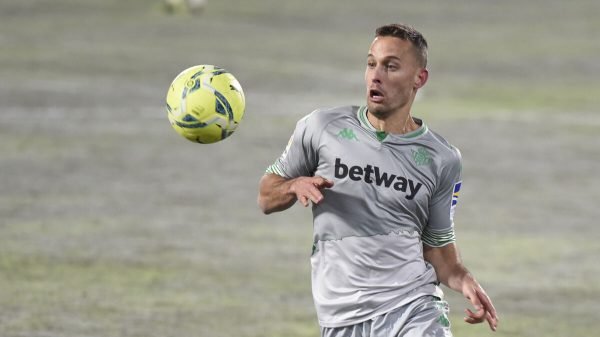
[266,106,462,328]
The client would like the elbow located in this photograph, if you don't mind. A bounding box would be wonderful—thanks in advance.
[257,173,291,215]
[257,174,278,215]
[257,195,273,215]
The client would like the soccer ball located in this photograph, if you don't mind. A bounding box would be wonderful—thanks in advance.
[166,65,245,144]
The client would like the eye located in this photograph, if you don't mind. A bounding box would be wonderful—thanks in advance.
[386,63,399,71]
[367,60,376,68]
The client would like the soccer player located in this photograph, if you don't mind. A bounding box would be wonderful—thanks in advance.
[257,23,498,336]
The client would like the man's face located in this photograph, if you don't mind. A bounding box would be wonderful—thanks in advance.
[365,36,427,118]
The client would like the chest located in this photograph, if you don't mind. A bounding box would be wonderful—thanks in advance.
[315,126,439,209]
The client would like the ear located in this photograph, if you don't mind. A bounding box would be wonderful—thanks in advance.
[414,68,429,89]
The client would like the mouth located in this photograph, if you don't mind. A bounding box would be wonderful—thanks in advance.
[369,88,384,103]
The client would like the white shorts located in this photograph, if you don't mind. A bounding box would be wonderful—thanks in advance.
[320,296,452,337]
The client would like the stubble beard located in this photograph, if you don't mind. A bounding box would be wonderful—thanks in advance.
[366,103,392,119]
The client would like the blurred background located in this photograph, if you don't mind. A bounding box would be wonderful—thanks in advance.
[1,0,599,336]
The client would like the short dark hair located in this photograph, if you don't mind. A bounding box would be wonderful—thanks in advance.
[375,23,428,67]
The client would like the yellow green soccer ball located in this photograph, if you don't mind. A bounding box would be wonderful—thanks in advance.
[166,65,245,143]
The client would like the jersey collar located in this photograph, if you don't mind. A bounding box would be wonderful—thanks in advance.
[357,106,428,140]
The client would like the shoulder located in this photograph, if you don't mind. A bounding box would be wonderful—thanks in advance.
[291,106,358,145]
[425,127,462,169]
[298,105,358,127]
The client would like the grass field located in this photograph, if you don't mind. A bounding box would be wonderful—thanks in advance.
[1,0,599,336]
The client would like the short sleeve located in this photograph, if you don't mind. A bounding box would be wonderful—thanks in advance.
[265,111,319,178]
[422,147,462,247]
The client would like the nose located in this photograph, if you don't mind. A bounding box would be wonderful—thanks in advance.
[367,66,382,84]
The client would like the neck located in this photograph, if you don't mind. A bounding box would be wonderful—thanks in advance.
[366,108,419,135]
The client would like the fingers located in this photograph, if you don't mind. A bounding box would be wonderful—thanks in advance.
[475,288,498,330]
[305,186,325,206]
[298,194,310,207]
[464,308,485,323]
[485,311,498,331]
[465,311,497,331]
[291,176,334,207]
[464,288,499,331]
[315,177,334,188]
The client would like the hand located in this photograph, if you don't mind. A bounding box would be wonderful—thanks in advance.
[462,278,499,331]
[289,176,334,207]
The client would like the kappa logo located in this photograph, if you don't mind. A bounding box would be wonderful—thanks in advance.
[337,128,358,141]
[334,158,423,200]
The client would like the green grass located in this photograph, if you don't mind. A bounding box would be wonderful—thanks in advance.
[0,218,318,337]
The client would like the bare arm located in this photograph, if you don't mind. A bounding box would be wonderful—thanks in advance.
[424,242,499,331]
[257,173,333,214]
